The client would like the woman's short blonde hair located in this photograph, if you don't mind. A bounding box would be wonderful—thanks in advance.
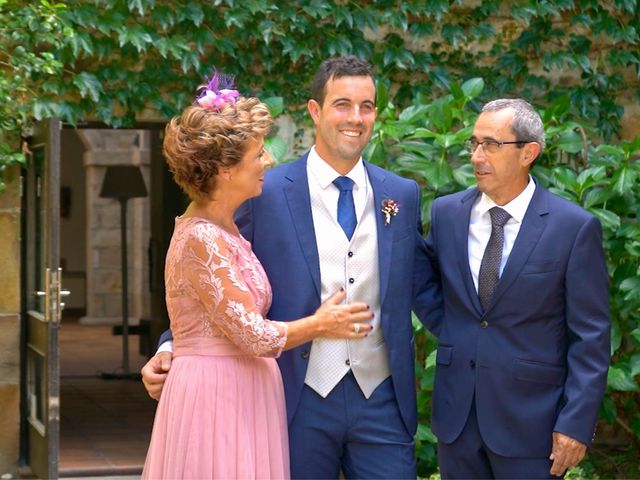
[163,97,273,201]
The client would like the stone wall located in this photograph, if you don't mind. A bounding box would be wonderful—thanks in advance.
[0,169,21,476]
[77,130,151,326]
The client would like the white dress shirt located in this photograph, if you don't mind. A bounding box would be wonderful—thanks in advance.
[306,146,369,221]
[468,177,536,292]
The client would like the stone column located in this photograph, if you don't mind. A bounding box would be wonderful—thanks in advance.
[78,130,151,326]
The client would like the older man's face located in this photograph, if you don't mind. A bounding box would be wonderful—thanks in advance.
[470,108,534,205]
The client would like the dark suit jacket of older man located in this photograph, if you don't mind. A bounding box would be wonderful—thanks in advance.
[426,181,610,457]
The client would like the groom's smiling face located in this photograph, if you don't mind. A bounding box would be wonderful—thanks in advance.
[307,75,377,172]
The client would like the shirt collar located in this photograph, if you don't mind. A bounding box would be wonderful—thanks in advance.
[307,146,366,191]
[477,175,536,223]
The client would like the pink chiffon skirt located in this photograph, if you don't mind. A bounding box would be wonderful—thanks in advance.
[142,350,290,479]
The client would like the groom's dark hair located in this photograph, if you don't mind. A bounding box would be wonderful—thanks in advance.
[310,56,375,106]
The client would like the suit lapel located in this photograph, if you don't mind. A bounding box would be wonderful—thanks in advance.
[455,188,484,315]
[282,155,322,298]
[486,183,549,311]
[365,162,393,304]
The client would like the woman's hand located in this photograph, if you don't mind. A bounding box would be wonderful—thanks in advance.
[313,289,374,339]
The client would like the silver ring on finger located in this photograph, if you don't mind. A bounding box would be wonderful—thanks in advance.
[353,323,360,334]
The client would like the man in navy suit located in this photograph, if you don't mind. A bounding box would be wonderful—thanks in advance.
[427,98,610,478]
[142,56,440,478]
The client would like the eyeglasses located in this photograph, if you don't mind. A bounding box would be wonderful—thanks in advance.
[465,139,530,155]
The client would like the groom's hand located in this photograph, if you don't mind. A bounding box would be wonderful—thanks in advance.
[549,431,587,476]
[141,351,172,401]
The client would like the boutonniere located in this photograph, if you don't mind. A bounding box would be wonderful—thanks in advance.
[381,199,399,226]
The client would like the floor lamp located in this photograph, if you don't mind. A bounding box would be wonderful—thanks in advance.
[99,165,147,379]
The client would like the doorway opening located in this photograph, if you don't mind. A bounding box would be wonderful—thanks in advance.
[55,126,185,476]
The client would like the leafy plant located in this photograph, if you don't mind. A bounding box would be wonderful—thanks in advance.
[0,0,70,190]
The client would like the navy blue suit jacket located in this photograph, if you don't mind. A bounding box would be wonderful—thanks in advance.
[235,154,442,436]
[426,182,610,457]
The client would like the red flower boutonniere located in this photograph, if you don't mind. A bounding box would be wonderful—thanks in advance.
[381,199,399,226]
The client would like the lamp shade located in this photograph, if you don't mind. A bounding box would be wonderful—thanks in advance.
[100,165,148,199]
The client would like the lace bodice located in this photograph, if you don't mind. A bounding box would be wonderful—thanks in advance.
[165,216,287,357]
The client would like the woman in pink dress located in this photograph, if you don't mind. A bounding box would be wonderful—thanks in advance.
[142,73,373,479]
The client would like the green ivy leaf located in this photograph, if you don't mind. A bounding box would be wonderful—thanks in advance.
[622,280,640,302]
[375,80,390,113]
[264,136,288,164]
[440,23,466,48]
[576,166,606,189]
[611,321,622,355]
[511,5,537,23]
[416,423,437,444]
[72,72,102,102]
[552,167,578,190]
[179,3,204,26]
[302,0,331,19]
[32,99,57,120]
[574,54,591,72]
[583,187,613,209]
[589,208,621,231]
[425,349,436,369]
[461,78,484,100]
[262,96,284,117]
[128,0,145,16]
[545,94,571,122]
[600,396,616,424]
[117,25,153,52]
[428,97,454,132]
[334,8,354,28]
[398,105,429,124]
[409,128,437,140]
[364,141,387,168]
[67,31,94,57]
[180,50,200,73]
[607,365,640,392]
[556,130,584,154]
[612,166,637,196]
[471,23,495,40]
[433,132,459,149]
[630,354,640,377]
[422,160,454,190]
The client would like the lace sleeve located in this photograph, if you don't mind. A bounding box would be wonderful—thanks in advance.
[181,224,287,357]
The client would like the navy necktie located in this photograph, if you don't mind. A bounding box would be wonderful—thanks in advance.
[333,176,357,240]
[478,207,511,310]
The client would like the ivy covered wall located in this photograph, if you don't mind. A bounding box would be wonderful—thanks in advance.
[1,1,639,184]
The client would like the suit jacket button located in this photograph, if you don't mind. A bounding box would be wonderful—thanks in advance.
[348,278,355,284]
[345,359,351,366]
[480,320,489,329]
[300,350,309,359]
[470,360,476,368]
[348,251,354,257]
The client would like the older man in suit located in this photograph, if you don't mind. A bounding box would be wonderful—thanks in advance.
[142,56,441,479]
[427,98,610,478]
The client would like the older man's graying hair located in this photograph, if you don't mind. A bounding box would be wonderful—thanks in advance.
[482,99,546,153]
